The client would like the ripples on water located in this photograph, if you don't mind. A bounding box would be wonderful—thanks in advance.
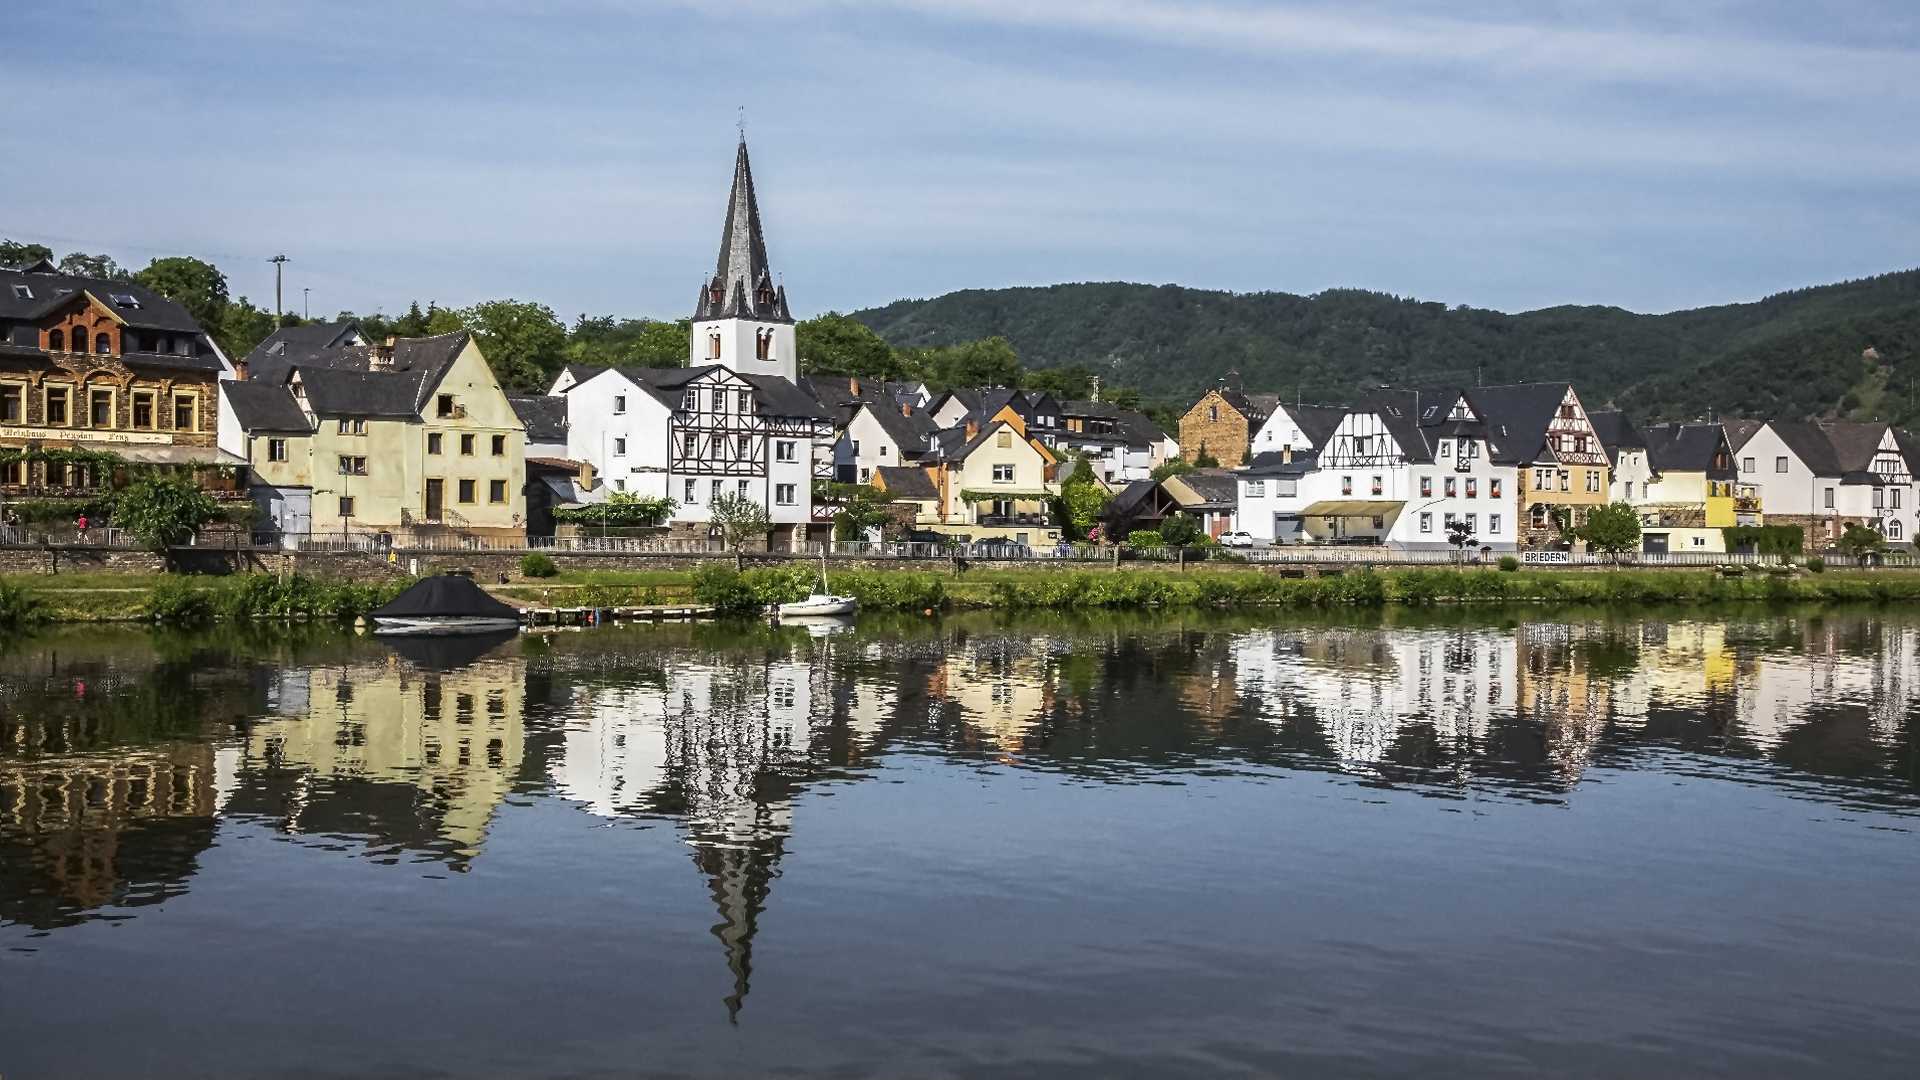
[1,609,1916,1077]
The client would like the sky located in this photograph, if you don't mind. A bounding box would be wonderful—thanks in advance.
[4,1,1919,324]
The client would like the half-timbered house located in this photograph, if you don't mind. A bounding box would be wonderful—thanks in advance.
[1468,383,1611,548]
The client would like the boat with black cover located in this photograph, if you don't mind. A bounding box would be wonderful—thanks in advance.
[368,574,523,636]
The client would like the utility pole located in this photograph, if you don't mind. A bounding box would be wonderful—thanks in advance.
[269,254,289,320]
[303,287,310,320]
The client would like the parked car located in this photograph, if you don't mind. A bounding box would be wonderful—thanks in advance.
[1218,531,1256,548]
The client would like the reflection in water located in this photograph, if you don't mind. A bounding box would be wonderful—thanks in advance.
[2,611,1919,1028]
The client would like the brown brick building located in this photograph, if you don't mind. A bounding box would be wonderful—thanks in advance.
[1178,375,1276,465]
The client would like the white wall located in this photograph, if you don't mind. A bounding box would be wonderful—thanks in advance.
[691,318,796,384]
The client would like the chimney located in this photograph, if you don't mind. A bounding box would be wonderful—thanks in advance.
[370,337,396,372]
[849,377,859,396]
[1282,444,1292,464]
[965,418,979,442]
[901,403,912,416]
[234,360,248,382]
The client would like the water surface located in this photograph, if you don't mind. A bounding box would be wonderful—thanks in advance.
[2,609,1917,1077]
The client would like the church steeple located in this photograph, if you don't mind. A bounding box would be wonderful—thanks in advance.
[695,139,791,325]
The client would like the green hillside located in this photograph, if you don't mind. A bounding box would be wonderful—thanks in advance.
[852,271,1920,423]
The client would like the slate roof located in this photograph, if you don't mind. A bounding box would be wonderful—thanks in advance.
[1641,422,1735,478]
[1822,422,1891,473]
[1350,388,1439,463]
[1466,383,1573,465]
[693,139,792,324]
[1767,423,1845,477]
[252,330,471,413]
[798,373,911,427]
[1056,400,1171,449]
[1168,471,1239,508]
[1896,429,1920,474]
[244,321,364,364]
[0,266,205,335]
[1211,386,1276,424]
[222,380,313,432]
[1242,450,1321,476]
[1282,404,1349,451]
[857,400,941,457]
[741,373,837,421]
[1586,410,1646,465]
[509,395,569,443]
[299,369,434,417]
[1724,418,1766,453]
[1099,480,1175,525]
[874,466,939,500]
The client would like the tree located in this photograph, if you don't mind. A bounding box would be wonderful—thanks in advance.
[1056,457,1112,539]
[908,336,1023,390]
[57,252,129,280]
[1151,457,1198,481]
[133,257,230,333]
[1445,517,1476,564]
[218,299,277,362]
[115,472,219,555]
[630,319,691,366]
[1160,511,1203,546]
[833,492,894,541]
[710,492,773,566]
[0,239,53,266]
[459,300,567,390]
[1840,523,1888,564]
[1577,501,1643,565]
[1023,365,1096,400]
[1193,446,1221,468]
[798,313,898,379]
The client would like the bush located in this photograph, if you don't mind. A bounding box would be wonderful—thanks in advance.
[1808,556,1826,573]
[520,552,558,578]
[0,580,48,629]
[1498,555,1520,572]
[1127,530,1165,549]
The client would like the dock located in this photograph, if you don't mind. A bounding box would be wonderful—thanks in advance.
[522,605,715,626]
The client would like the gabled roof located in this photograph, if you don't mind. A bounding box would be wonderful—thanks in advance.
[1895,429,1920,474]
[1767,423,1845,476]
[1279,404,1349,451]
[299,369,434,417]
[874,466,938,500]
[1822,422,1892,473]
[509,395,568,443]
[222,380,312,433]
[1242,450,1320,476]
[1350,388,1438,463]
[1724,417,1766,453]
[740,373,837,422]
[855,399,941,455]
[1641,422,1734,477]
[693,139,792,324]
[1586,410,1646,465]
[1099,479,1178,525]
[252,330,471,413]
[1467,383,1574,464]
[244,321,365,364]
[1165,471,1238,508]
[0,266,204,335]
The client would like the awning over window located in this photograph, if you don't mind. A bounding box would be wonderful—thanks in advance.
[1298,500,1405,516]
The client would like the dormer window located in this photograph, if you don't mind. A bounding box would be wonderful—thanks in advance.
[109,293,141,309]
[11,284,29,299]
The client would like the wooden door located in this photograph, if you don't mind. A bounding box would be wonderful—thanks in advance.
[425,478,443,521]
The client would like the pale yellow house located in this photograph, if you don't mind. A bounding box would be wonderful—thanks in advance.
[221,331,526,541]
[894,408,1062,545]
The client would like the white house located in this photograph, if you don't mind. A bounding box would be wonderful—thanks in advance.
[1248,402,1348,460]
[1733,421,1914,549]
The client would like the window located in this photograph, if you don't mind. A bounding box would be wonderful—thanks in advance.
[267,438,288,462]
[710,479,722,502]
[1895,489,1904,510]
[0,386,18,423]
[133,393,153,428]
[489,479,507,503]
[1693,536,1707,547]
[738,389,750,412]
[95,333,111,355]
[427,433,443,455]
[682,433,696,456]
[1490,479,1502,499]
[1370,475,1383,496]
[1373,516,1385,529]
[1465,513,1476,533]
[1276,479,1297,497]
[755,330,770,360]
[850,439,860,454]
[174,396,194,430]
[460,434,475,456]
[1420,512,1433,533]
[1246,480,1265,497]
[613,438,626,456]
[43,461,65,487]
[458,479,476,503]
[685,479,697,503]
[46,329,63,352]
[776,440,796,462]
[1558,470,1570,492]
[1439,440,1451,458]
[1208,406,1218,421]
[45,387,67,425]
[736,434,750,457]
[1776,456,1789,473]
[1465,478,1477,498]
[0,462,17,485]
[437,394,455,418]
[708,334,721,359]
[1354,436,1370,457]
[338,496,355,517]
[993,464,1015,483]
[1873,488,1884,509]
[1891,519,1905,540]
[337,455,367,475]
[90,390,112,427]
[1742,457,1755,473]
[682,390,697,410]
[614,479,626,492]
[997,431,1013,448]
[1420,476,1432,497]
[1341,476,1353,496]
[880,445,889,457]
[1587,471,1602,493]
[1444,512,1456,528]
[491,435,506,456]
[613,395,626,414]
[714,388,728,413]
[12,284,30,299]
[776,483,796,505]
[1489,514,1501,534]
[859,467,870,483]
[737,479,749,497]
[1445,477,1456,498]
[1824,487,1835,509]
[1534,468,1551,490]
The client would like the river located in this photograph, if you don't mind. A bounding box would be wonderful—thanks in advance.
[1,608,1916,1077]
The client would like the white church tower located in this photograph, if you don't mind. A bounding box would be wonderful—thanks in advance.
[691,138,797,383]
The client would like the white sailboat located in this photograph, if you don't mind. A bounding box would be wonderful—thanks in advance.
[777,548,858,618]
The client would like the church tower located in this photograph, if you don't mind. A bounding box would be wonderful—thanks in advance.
[691,138,796,383]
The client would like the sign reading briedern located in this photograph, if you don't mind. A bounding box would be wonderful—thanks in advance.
[1522,550,1571,564]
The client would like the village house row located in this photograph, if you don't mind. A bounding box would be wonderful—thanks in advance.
[0,138,1909,555]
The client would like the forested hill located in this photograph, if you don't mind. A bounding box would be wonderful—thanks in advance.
[852,271,1920,424]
